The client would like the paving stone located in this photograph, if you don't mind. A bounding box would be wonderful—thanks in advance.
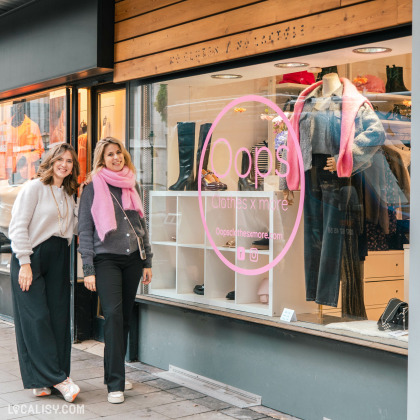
[78,377,106,390]
[179,412,233,420]
[69,367,104,381]
[143,378,181,391]
[127,361,165,374]
[152,400,212,418]
[0,361,21,373]
[86,398,146,416]
[130,390,184,409]
[125,370,156,383]
[249,406,300,420]
[124,381,160,395]
[192,396,232,411]
[100,408,170,420]
[0,379,24,394]
[221,407,267,420]
[166,386,206,400]
[0,371,21,384]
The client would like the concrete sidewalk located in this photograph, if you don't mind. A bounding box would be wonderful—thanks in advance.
[0,320,298,420]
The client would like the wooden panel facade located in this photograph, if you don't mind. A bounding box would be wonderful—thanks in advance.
[114,0,412,83]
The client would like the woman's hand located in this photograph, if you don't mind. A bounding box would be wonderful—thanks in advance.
[78,181,89,197]
[142,268,152,285]
[84,275,96,292]
[324,157,337,173]
[19,264,32,292]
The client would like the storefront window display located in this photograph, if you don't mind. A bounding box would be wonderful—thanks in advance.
[0,88,68,317]
[130,37,411,348]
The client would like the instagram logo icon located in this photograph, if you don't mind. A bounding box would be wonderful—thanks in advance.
[249,248,258,263]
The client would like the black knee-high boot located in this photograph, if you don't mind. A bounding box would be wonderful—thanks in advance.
[238,151,262,191]
[187,123,212,191]
[169,122,196,191]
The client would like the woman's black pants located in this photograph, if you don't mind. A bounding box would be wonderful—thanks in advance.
[11,236,71,389]
[94,252,143,392]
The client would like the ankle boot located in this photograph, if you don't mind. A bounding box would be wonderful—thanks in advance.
[391,65,408,92]
[385,65,392,93]
[238,151,257,191]
[169,122,196,190]
[186,123,212,190]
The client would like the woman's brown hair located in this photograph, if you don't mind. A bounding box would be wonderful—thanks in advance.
[91,137,135,176]
[37,143,80,195]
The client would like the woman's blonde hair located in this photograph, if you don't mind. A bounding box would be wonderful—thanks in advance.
[37,143,80,195]
[91,137,135,176]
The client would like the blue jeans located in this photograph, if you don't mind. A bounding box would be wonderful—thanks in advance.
[304,155,349,307]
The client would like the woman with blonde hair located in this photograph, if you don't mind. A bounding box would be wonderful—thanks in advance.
[9,143,81,403]
[78,137,152,404]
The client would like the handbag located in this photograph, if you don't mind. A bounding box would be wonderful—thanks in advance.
[377,298,408,331]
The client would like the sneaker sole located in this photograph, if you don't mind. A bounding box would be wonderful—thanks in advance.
[65,389,80,403]
[34,391,51,397]
[108,396,124,404]
[125,383,133,391]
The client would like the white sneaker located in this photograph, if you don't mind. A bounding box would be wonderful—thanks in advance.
[53,377,80,403]
[125,380,133,390]
[33,387,51,397]
[108,391,124,404]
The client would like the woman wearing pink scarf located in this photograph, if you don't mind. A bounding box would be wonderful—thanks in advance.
[78,137,152,404]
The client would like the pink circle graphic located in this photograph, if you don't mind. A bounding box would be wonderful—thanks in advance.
[198,95,305,275]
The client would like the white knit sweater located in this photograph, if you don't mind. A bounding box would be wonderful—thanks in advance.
[9,178,78,265]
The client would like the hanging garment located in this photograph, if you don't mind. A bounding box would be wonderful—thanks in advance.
[15,115,44,179]
[284,79,385,307]
[340,173,367,319]
[0,117,15,180]
[78,133,88,183]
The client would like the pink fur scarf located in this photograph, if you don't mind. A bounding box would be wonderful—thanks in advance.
[286,77,373,190]
[91,166,144,241]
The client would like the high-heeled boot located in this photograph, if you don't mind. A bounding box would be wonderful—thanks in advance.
[169,122,196,190]
[238,151,260,191]
[391,65,408,92]
[186,123,212,190]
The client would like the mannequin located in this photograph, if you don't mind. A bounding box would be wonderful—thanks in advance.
[281,74,385,312]
[322,73,341,96]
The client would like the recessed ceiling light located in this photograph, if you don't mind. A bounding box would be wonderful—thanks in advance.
[274,62,309,68]
[211,74,242,79]
[352,47,392,54]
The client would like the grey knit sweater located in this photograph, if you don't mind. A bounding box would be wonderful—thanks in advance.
[9,178,78,265]
[78,182,152,276]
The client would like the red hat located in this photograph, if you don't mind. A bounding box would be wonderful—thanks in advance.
[278,71,315,85]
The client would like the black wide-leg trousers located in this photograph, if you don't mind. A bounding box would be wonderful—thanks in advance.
[94,252,143,392]
[11,236,71,389]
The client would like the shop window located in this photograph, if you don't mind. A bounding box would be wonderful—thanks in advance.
[130,37,411,348]
[0,88,69,293]
[98,89,126,142]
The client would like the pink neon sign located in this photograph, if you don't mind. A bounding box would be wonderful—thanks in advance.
[198,95,305,275]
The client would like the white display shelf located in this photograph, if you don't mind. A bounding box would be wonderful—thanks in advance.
[148,190,315,317]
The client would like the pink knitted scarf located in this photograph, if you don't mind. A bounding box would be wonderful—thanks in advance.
[286,77,372,190]
[91,166,144,241]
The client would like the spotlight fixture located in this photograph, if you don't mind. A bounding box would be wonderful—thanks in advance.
[211,74,242,79]
[352,47,392,54]
[274,62,309,68]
